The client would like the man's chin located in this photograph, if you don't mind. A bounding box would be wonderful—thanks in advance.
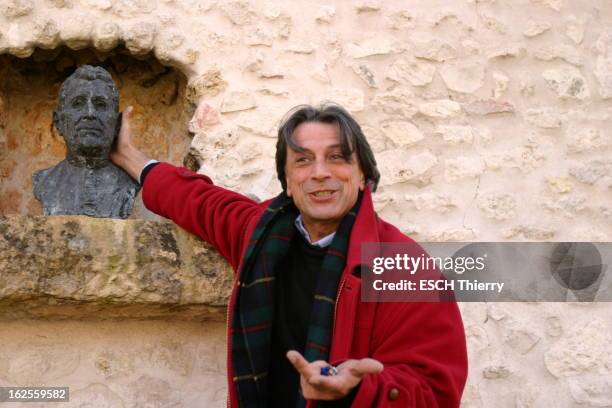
[77,130,104,140]
[75,132,112,147]
[303,209,342,223]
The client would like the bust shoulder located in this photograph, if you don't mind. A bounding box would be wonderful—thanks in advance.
[32,164,62,200]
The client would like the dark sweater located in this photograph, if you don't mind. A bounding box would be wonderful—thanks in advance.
[268,230,356,408]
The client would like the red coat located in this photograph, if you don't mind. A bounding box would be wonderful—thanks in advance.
[143,163,468,408]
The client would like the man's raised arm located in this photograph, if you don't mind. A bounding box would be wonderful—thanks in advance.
[110,106,262,271]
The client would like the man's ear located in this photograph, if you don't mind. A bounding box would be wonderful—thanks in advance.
[359,175,366,191]
[52,111,63,136]
[286,183,292,197]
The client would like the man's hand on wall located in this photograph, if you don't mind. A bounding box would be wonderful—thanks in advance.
[286,350,383,401]
[110,105,152,181]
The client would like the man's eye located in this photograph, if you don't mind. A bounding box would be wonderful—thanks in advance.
[296,157,309,163]
[95,100,107,109]
[330,154,345,161]
[71,98,84,108]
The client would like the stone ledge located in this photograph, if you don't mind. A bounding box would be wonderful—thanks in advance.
[0,216,233,320]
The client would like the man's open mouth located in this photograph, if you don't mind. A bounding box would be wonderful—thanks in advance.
[310,190,336,197]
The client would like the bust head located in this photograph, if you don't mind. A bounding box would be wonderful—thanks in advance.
[53,65,120,168]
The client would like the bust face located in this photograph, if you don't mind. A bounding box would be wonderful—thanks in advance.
[55,78,119,159]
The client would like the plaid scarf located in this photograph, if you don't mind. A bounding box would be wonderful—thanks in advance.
[231,191,361,408]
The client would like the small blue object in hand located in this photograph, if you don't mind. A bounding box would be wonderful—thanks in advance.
[320,365,339,376]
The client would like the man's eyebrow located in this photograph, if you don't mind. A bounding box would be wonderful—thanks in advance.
[290,145,311,154]
[292,144,343,152]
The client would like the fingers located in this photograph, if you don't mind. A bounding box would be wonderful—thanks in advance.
[119,106,133,143]
[110,106,152,180]
[312,358,383,389]
[287,351,331,386]
[287,351,328,375]
[351,358,384,377]
[286,350,310,374]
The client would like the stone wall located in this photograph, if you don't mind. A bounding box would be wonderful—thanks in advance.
[0,216,231,407]
[0,320,228,408]
[0,0,611,407]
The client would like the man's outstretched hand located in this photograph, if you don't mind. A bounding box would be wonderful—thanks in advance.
[286,350,383,401]
[110,106,151,181]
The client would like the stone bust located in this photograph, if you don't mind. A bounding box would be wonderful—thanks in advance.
[33,65,139,219]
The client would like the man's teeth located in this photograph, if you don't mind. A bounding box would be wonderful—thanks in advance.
[313,191,333,197]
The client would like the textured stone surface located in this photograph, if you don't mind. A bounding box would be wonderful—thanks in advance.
[93,21,121,51]
[418,99,462,118]
[465,99,514,115]
[566,128,605,153]
[543,66,590,99]
[0,216,233,320]
[477,193,516,220]
[381,121,423,147]
[386,57,435,86]
[346,36,402,58]
[534,44,582,66]
[319,88,364,112]
[569,160,612,185]
[220,91,257,113]
[0,320,227,407]
[315,5,335,24]
[377,149,437,187]
[124,22,156,55]
[524,107,562,128]
[404,192,456,214]
[1,0,33,18]
[435,125,475,145]
[444,156,485,181]
[372,89,418,117]
[544,319,610,378]
[413,39,457,62]
[440,63,485,94]
[522,20,551,38]
[569,374,612,406]
[594,56,612,99]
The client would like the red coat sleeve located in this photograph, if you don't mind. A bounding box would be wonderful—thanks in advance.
[141,162,262,271]
[353,301,467,407]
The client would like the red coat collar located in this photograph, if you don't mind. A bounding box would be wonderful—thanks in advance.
[345,185,380,275]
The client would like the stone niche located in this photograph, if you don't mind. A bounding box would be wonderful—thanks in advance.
[0,45,192,217]
[0,47,231,406]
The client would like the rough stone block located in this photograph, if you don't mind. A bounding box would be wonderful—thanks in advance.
[377,149,438,187]
[381,121,424,147]
[386,57,435,87]
[0,216,233,320]
[543,67,590,99]
[440,63,485,93]
[419,99,462,118]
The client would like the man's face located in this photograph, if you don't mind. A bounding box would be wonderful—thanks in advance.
[285,121,365,233]
[55,79,118,157]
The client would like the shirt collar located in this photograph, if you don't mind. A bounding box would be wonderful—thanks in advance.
[294,215,335,248]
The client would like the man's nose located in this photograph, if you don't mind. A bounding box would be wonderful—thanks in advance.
[311,158,331,180]
[87,99,96,116]
[83,99,96,116]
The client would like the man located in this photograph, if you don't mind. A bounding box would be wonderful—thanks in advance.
[111,104,468,407]
[33,65,139,219]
